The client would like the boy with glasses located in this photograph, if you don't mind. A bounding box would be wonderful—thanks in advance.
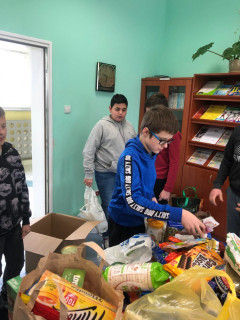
[108,105,205,246]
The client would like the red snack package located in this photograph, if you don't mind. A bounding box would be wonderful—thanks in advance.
[164,251,186,263]
[168,236,182,243]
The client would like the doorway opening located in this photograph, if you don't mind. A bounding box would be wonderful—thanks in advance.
[0,31,53,218]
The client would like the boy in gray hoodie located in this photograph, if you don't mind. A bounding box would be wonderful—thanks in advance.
[83,94,136,246]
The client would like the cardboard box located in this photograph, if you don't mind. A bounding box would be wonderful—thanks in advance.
[24,213,99,273]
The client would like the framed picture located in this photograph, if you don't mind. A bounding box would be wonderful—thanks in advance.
[96,62,116,92]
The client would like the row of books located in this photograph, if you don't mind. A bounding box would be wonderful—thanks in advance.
[196,81,240,96]
[193,105,240,122]
[168,92,185,109]
[192,126,232,146]
[188,148,224,169]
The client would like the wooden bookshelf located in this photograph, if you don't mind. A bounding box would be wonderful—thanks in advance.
[181,73,240,242]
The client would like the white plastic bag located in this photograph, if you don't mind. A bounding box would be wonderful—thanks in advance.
[79,186,108,234]
[104,233,155,265]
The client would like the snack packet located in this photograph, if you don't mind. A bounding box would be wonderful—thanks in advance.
[163,245,224,277]
[202,216,219,233]
[224,232,240,275]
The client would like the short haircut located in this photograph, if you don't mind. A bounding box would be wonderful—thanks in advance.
[0,107,5,117]
[145,93,168,109]
[110,94,128,108]
[140,105,179,135]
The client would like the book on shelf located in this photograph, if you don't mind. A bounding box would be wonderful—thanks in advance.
[200,104,226,120]
[196,81,222,95]
[227,82,240,96]
[168,93,177,109]
[216,107,240,122]
[192,126,225,144]
[216,129,233,146]
[235,114,240,122]
[188,148,213,166]
[192,126,208,141]
[225,107,240,122]
[169,92,185,109]
[192,106,209,119]
[207,151,224,169]
[213,84,233,96]
[177,92,185,109]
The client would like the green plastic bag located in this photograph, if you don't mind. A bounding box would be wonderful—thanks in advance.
[171,187,202,214]
[122,266,240,320]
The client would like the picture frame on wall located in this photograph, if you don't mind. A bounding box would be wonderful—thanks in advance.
[96,62,116,92]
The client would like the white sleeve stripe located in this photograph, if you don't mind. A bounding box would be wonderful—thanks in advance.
[124,156,170,219]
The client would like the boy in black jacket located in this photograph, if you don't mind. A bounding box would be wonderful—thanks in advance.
[0,107,31,310]
[209,126,240,236]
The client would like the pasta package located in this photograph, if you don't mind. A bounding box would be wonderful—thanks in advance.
[23,270,117,320]
[163,245,224,277]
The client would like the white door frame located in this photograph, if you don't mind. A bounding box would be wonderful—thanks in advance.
[0,30,53,213]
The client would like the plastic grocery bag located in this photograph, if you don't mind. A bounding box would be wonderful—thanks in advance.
[171,187,203,214]
[122,266,240,320]
[79,186,108,234]
[104,234,155,265]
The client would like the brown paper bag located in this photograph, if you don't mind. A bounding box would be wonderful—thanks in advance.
[13,241,124,320]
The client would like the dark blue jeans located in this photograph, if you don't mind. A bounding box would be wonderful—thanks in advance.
[227,186,240,236]
[95,171,116,238]
[0,225,24,297]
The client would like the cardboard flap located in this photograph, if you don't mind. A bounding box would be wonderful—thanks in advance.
[24,232,62,256]
[66,220,100,240]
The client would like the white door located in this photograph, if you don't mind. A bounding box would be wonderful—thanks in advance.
[0,31,53,218]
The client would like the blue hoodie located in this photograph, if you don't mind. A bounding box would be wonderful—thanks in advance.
[108,136,182,227]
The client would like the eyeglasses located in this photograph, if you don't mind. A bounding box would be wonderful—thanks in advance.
[150,130,174,145]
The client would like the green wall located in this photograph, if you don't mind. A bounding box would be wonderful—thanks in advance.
[1,0,239,216]
[0,0,167,215]
[162,0,240,76]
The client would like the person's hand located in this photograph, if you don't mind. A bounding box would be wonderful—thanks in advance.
[181,209,206,238]
[84,178,93,187]
[152,197,158,203]
[22,224,31,239]
[209,188,223,206]
[236,203,240,212]
[159,190,171,202]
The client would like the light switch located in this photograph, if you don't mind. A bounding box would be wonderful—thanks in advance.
[64,105,71,114]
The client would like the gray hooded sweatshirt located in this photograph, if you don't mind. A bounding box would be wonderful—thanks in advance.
[83,116,136,179]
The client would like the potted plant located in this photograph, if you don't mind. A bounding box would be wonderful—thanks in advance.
[192,41,240,72]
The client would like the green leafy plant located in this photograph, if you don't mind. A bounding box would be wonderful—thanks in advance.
[192,41,240,61]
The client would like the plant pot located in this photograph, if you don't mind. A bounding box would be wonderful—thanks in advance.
[229,59,240,72]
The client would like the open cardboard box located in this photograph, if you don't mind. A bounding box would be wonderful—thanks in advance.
[24,213,100,272]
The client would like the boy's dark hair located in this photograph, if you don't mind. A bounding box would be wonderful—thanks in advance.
[0,107,5,117]
[140,105,179,135]
[110,94,128,108]
[145,93,168,109]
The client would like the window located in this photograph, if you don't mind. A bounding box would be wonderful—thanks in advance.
[0,41,31,110]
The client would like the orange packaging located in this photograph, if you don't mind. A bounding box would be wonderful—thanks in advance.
[23,270,117,320]
[163,245,224,278]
